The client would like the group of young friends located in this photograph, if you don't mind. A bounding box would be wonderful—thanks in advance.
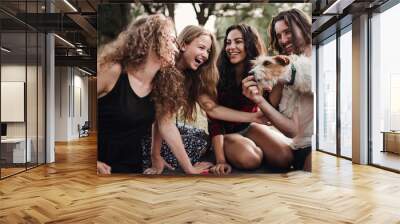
[97,8,313,175]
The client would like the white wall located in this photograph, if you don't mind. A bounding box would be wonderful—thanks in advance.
[74,73,89,136]
[1,65,26,136]
[1,65,37,138]
[54,67,89,141]
[55,66,69,141]
[1,63,46,163]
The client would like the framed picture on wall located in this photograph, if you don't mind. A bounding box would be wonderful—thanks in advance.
[1,81,25,122]
[97,2,313,175]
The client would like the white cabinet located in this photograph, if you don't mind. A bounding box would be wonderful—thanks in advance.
[1,138,32,163]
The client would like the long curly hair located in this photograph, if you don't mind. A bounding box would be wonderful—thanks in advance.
[98,14,186,120]
[176,25,219,122]
[217,24,266,93]
[268,9,311,55]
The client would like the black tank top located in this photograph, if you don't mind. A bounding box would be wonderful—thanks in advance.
[98,72,155,173]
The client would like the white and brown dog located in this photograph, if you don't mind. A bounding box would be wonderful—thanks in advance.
[249,54,312,118]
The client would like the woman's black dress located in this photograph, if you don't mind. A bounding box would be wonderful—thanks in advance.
[98,72,155,173]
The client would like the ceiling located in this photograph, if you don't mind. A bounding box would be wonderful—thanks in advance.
[311,0,391,43]
[0,0,396,74]
[0,0,100,74]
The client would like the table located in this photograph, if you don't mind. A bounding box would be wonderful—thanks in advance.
[1,138,32,163]
[381,131,400,154]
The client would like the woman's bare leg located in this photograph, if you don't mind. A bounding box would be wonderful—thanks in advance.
[223,133,263,170]
[244,123,293,169]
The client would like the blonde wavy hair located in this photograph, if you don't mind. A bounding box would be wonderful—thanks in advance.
[176,25,219,122]
[98,14,186,120]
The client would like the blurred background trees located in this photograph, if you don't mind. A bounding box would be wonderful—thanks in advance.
[98,3,311,54]
[214,3,310,54]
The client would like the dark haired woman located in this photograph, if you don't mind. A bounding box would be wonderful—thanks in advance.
[209,24,294,174]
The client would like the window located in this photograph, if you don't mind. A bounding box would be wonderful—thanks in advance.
[370,3,400,171]
[339,27,352,158]
[317,35,337,154]
[0,1,47,179]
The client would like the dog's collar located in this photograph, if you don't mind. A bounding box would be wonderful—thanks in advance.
[287,63,296,86]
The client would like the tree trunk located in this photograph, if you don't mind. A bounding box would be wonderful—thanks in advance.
[192,3,215,26]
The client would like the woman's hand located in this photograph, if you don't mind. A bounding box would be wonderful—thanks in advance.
[210,162,232,175]
[186,161,213,174]
[143,155,174,175]
[242,76,265,105]
[252,110,270,125]
[97,161,111,174]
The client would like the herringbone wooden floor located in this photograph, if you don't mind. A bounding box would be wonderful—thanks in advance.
[1,134,400,223]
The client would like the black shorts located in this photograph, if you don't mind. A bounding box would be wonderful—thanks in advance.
[291,146,312,170]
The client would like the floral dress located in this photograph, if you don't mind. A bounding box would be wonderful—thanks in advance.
[141,122,211,169]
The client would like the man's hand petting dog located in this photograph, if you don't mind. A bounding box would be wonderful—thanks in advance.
[143,155,174,175]
[210,162,232,175]
[242,75,266,105]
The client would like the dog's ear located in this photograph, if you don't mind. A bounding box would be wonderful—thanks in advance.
[262,60,272,67]
[274,55,290,66]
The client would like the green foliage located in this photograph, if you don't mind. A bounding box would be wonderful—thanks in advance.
[98,3,178,46]
[97,3,312,53]
[98,4,145,46]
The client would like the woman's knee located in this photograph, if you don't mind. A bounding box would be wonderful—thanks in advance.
[265,149,293,169]
[223,134,262,169]
[234,146,263,170]
[223,134,240,145]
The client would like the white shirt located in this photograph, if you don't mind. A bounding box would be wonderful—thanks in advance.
[288,92,313,149]
[278,58,314,150]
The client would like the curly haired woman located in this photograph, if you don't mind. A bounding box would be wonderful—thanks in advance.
[97,15,210,174]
